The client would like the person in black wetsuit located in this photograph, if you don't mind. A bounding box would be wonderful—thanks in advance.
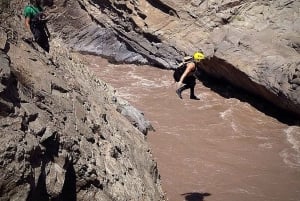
[175,52,205,100]
[23,0,50,52]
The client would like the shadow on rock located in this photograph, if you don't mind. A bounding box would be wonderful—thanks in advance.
[181,192,211,201]
[196,69,300,126]
[60,164,76,201]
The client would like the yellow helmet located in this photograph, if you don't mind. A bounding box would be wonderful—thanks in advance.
[193,52,205,62]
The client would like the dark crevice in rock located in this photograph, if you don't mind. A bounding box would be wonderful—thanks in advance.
[28,113,38,123]
[80,179,103,191]
[36,102,54,117]
[113,2,133,14]
[21,112,38,132]
[289,42,300,54]
[62,0,69,7]
[221,17,230,25]
[96,0,133,20]
[0,98,14,116]
[89,14,105,28]
[110,146,122,159]
[77,0,87,11]
[90,123,101,134]
[3,41,10,53]
[150,162,160,183]
[90,0,111,9]
[137,11,147,20]
[145,0,179,18]
[51,82,69,93]
[219,0,245,11]
[142,32,161,43]
[282,0,295,7]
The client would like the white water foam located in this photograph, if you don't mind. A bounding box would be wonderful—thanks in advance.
[280,126,300,168]
[196,103,220,111]
[258,142,273,149]
[127,72,172,88]
[231,121,239,133]
[219,108,233,120]
[285,127,300,152]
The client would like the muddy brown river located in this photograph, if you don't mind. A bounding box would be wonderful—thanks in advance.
[81,55,300,201]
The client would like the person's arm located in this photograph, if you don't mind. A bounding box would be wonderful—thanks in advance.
[24,17,31,31]
[24,6,32,32]
[23,16,33,41]
[178,62,195,84]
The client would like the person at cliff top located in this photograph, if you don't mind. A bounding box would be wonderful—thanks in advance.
[23,0,50,52]
[174,51,205,100]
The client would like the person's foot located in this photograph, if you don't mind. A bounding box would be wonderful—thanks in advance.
[176,89,183,99]
[190,95,200,100]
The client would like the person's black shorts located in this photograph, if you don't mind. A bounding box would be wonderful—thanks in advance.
[183,76,196,87]
[30,24,49,52]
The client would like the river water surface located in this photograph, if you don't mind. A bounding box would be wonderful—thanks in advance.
[81,55,300,201]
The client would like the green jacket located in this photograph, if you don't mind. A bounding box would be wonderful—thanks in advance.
[23,5,42,19]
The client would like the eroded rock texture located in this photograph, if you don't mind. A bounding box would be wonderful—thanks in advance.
[0,1,163,200]
[0,42,163,201]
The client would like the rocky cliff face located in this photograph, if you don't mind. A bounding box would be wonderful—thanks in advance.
[0,1,163,200]
[44,0,299,116]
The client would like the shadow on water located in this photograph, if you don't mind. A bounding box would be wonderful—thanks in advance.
[195,70,300,126]
[181,192,211,201]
